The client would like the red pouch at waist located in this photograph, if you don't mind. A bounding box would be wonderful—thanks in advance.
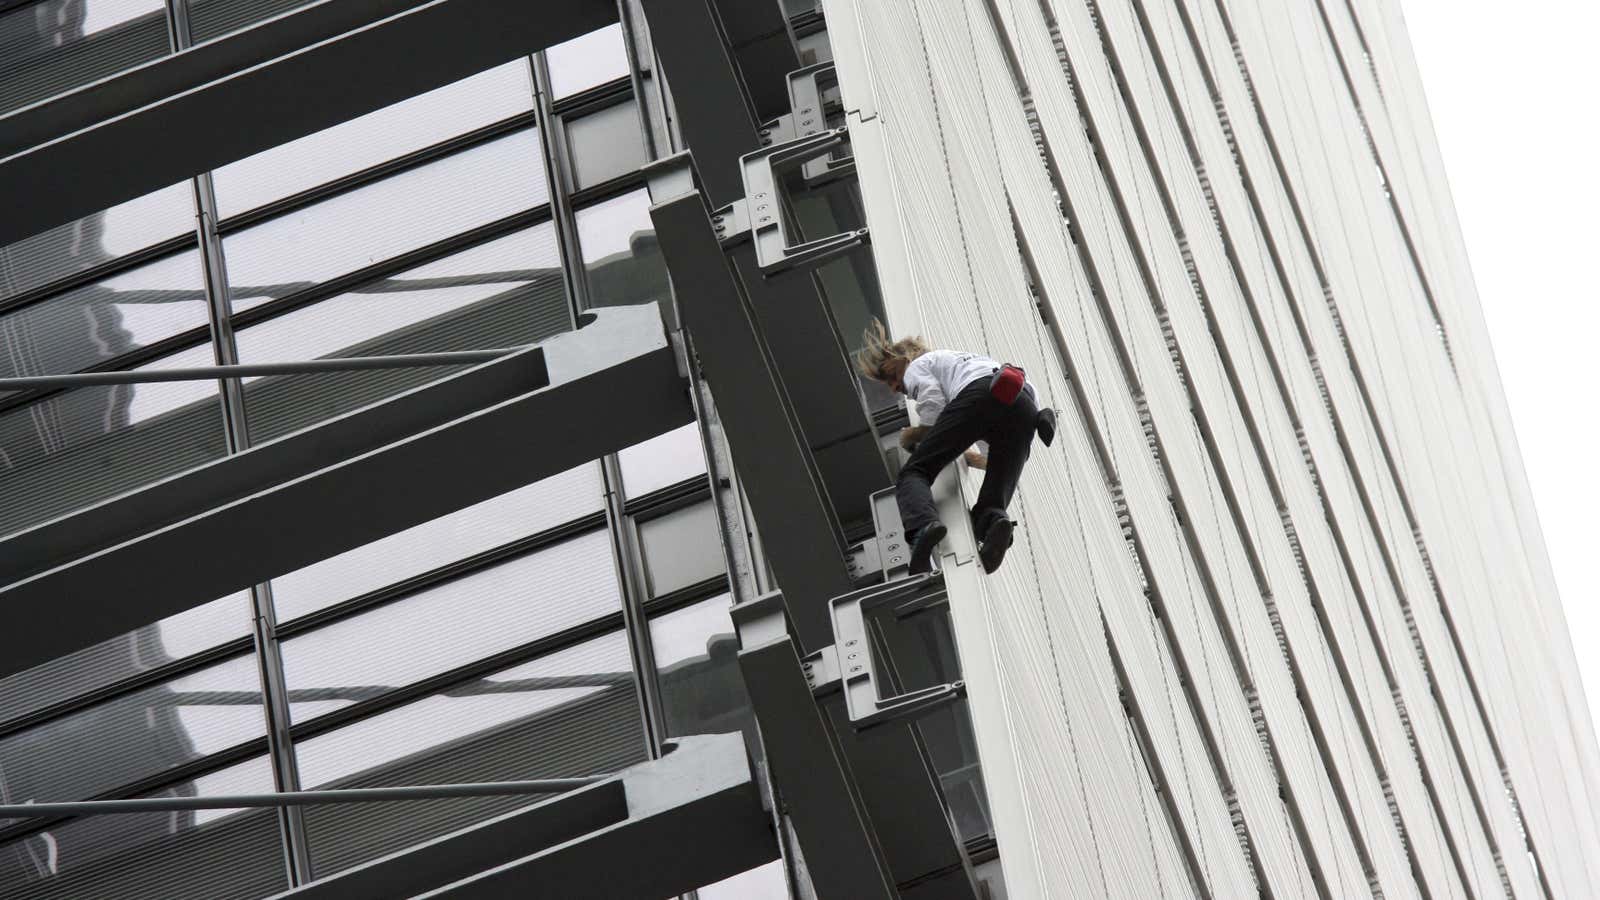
[990,364,1026,405]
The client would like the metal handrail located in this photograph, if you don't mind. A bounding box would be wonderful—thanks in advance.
[0,775,608,818]
[0,347,528,391]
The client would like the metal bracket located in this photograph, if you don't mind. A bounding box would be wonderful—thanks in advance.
[739,126,870,276]
[709,199,751,248]
[829,574,966,731]
[844,539,883,585]
[786,62,853,186]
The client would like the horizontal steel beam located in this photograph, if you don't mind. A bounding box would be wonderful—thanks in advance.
[0,777,606,819]
[0,0,615,245]
[2,333,552,587]
[0,305,691,678]
[273,734,774,900]
[0,347,523,391]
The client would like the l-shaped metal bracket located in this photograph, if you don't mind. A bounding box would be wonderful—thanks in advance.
[739,127,870,275]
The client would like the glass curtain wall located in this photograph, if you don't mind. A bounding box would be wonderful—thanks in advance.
[0,2,772,895]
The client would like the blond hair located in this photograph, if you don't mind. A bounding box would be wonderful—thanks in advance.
[855,319,929,382]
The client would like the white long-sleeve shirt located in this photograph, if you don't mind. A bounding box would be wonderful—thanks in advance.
[903,349,1034,424]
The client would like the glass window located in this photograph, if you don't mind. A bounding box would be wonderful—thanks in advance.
[269,462,605,624]
[546,23,629,99]
[221,129,548,310]
[0,755,286,900]
[0,183,194,302]
[0,592,251,729]
[233,224,569,443]
[0,347,226,537]
[874,608,993,841]
[281,530,622,723]
[0,0,169,116]
[0,653,264,831]
[0,249,206,389]
[212,62,536,218]
[575,189,670,327]
[189,0,319,44]
[564,101,647,189]
[295,631,645,878]
[618,422,706,499]
[637,501,723,596]
[648,594,759,757]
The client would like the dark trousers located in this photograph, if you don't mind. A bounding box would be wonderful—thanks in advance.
[897,380,1039,540]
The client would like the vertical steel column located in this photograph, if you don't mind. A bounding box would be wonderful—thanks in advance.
[617,0,661,162]
[619,8,800,894]
[530,50,671,761]
[167,0,312,884]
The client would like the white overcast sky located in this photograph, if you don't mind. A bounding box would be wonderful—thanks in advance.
[1400,1,1600,734]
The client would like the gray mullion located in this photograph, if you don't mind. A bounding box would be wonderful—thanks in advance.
[168,0,311,883]
[533,47,669,763]
[616,0,660,161]
[530,55,590,312]
[601,456,670,755]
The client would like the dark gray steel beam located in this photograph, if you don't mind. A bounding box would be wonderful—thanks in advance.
[736,609,896,900]
[271,734,773,900]
[638,1,890,529]
[420,734,772,899]
[0,336,549,587]
[708,0,800,123]
[0,306,691,679]
[0,0,615,246]
[647,161,851,650]
[728,242,890,533]
[637,0,759,206]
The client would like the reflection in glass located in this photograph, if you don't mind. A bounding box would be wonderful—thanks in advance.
[0,592,251,729]
[0,0,169,115]
[648,596,760,762]
[189,0,317,44]
[564,101,648,190]
[212,62,536,218]
[546,23,629,98]
[0,249,206,388]
[618,422,705,499]
[270,463,604,624]
[222,129,548,310]
[282,530,622,723]
[296,631,645,877]
[876,608,993,841]
[0,755,286,899]
[575,189,670,329]
[234,223,569,443]
[637,501,724,596]
[0,348,226,537]
[0,653,263,836]
[0,183,193,302]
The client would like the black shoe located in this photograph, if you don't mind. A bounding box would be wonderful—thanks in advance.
[979,517,1014,574]
[907,523,947,575]
[1036,408,1057,447]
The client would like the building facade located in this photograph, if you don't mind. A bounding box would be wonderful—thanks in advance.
[0,0,1593,898]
